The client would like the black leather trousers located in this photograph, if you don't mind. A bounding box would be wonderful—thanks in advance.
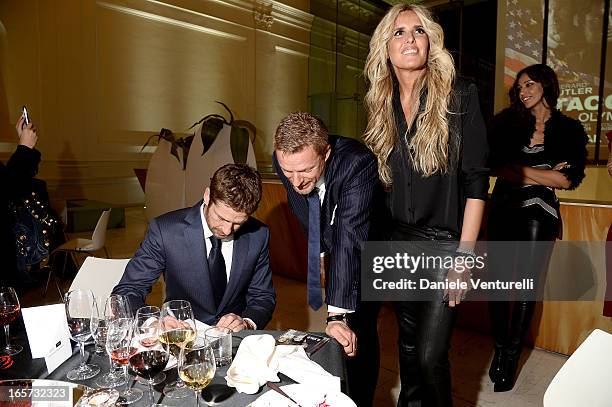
[488,216,557,352]
[392,224,458,407]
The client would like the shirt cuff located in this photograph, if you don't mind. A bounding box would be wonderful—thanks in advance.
[243,317,257,330]
[327,305,355,314]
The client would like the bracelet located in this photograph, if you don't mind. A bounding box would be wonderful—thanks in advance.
[455,247,476,257]
[326,314,347,325]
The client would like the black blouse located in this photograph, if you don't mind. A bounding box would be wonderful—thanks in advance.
[386,80,489,236]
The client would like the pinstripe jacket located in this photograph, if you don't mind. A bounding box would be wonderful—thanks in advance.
[273,136,378,311]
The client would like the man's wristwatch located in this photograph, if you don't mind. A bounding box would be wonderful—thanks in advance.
[326,313,348,325]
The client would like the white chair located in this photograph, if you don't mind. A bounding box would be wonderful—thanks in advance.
[68,257,130,309]
[58,209,112,257]
[543,329,612,407]
[44,209,112,297]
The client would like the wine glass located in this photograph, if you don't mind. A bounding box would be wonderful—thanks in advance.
[130,307,170,405]
[105,307,143,404]
[160,300,196,399]
[95,295,130,388]
[0,287,22,356]
[178,338,216,407]
[134,306,166,385]
[64,289,101,380]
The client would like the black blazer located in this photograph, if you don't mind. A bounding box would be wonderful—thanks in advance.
[273,136,378,310]
[488,108,588,189]
[113,201,276,328]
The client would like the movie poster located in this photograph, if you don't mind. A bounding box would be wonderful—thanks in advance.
[504,0,611,160]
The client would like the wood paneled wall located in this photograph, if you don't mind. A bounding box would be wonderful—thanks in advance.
[0,0,311,205]
[253,180,308,281]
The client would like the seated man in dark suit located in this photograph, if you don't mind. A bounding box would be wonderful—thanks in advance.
[273,112,381,406]
[113,164,275,331]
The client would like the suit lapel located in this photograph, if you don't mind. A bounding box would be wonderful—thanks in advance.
[321,142,338,250]
[183,203,216,314]
[217,231,249,311]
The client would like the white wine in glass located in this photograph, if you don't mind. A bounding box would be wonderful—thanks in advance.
[160,300,196,399]
[178,342,216,407]
[159,328,196,358]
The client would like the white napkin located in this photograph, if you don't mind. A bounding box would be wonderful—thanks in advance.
[225,334,340,394]
[276,345,341,392]
[225,335,280,394]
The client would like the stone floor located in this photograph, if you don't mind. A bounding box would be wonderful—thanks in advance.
[20,206,569,406]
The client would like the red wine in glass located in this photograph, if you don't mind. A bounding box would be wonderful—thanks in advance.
[0,287,23,356]
[0,305,20,326]
[129,350,169,380]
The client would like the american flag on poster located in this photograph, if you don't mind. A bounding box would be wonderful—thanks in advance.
[504,0,542,86]
[504,0,595,87]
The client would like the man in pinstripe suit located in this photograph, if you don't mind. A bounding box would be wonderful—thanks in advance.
[273,112,381,406]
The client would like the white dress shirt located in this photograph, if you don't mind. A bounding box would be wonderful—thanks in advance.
[200,204,256,328]
[200,204,233,282]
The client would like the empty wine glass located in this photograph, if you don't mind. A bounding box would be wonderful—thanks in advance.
[95,295,130,388]
[134,306,166,385]
[160,300,196,399]
[64,289,100,380]
[178,338,215,407]
[130,306,170,405]
[0,287,22,356]
[106,303,143,404]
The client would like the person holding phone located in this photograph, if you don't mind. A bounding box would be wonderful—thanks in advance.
[1,110,40,289]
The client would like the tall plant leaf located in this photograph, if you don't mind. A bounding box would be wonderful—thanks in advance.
[141,128,183,164]
[179,135,195,170]
[230,126,250,164]
[216,101,234,123]
[188,113,228,130]
[201,117,225,156]
[233,120,257,142]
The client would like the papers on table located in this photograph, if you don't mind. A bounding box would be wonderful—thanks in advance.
[195,319,211,333]
[21,304,72,373]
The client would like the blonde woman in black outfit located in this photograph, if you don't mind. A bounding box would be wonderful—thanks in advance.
[364,3,488,406]
[487,64,587,392]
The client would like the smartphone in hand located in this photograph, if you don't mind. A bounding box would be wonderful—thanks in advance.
[21,105,30,126]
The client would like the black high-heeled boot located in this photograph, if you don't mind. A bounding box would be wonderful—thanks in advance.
[488,345,505,383]
[493,300,536,391]
[494,348,520,392]
[488,301,510,384]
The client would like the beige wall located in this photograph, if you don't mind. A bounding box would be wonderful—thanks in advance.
[0,0,311,205]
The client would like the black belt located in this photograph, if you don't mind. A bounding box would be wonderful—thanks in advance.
[391,222,458,241]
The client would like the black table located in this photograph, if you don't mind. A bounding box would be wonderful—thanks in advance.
[0,317,348,406]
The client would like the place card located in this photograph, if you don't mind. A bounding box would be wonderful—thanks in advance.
[21,304,71,358]
[44,335,72,374]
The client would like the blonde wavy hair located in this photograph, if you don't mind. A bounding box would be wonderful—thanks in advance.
[363,3,456,186]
